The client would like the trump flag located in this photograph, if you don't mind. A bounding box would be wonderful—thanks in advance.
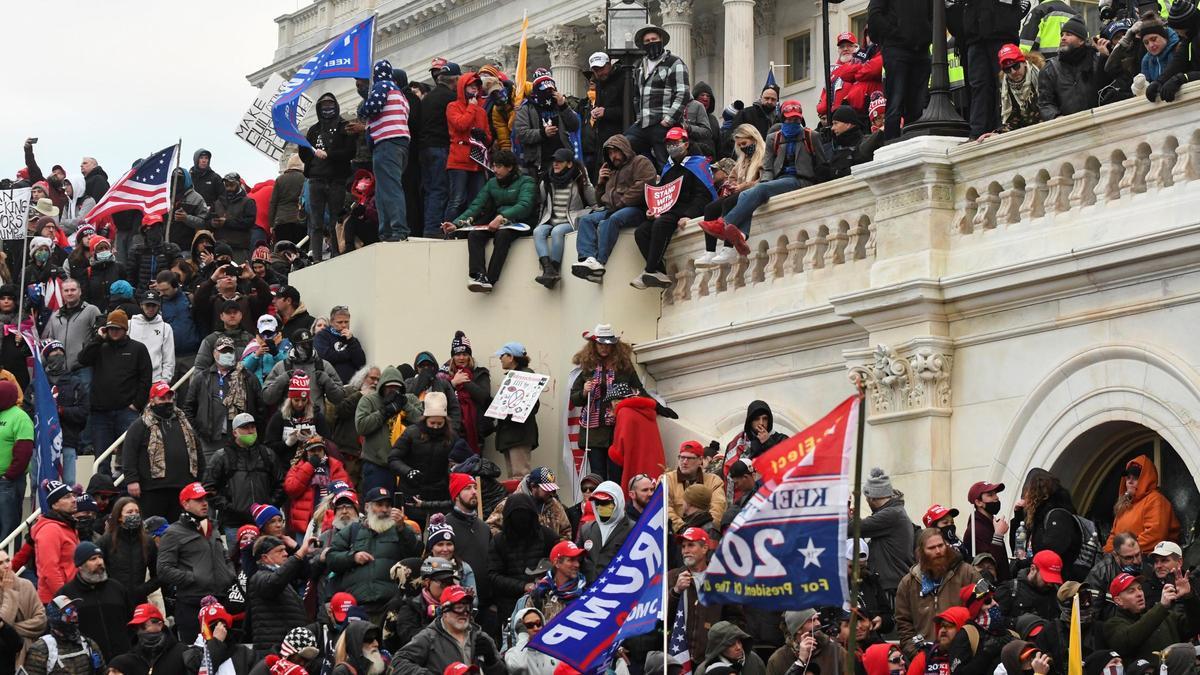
[699,395,859,610]
[272,15,375,148]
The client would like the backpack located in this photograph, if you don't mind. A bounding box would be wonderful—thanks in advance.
[961,624,1019,656]
[1044,507,1101,577]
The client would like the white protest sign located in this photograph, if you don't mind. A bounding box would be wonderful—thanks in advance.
[645,177,683,217]
[0,189,30,241]
[485,370,550,423]
[236,73,314,161]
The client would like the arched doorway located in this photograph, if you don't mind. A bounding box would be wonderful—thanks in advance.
[1049,421,1200,545]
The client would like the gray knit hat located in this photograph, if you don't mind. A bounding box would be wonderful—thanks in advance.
[862,467,894,499]
[784,609,818,636]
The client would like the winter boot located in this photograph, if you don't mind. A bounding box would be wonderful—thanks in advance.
[545,259,562,288]
[535,256,555,288]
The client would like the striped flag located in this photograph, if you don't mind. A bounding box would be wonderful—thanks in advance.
[86,145,177,226]
[562,367,587,504]
[669,602,692,675]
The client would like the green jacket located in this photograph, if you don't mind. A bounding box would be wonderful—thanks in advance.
[326,519,421,605]
[1102,598,1200,663]
[453,174,536,225]
[354,366,422,468]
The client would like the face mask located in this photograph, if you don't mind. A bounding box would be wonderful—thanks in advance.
[666,143,686,161]
[595,502,616,519]
[739,143,756,156]
[940,525,960,546]
[151,403,174,417]
[95,250,113,262]
[237,433,258,447]
[138,629,166,650]
[46,354,67,375]
[984,501,1002,516]
[33,250,50,263]
[76,517,95,538]
[122,514,143,531]
[319,104,337,118]
[644,42,665,59]
[1120,563,1141,574]
[1104,666,1123,675]
[465,86,479,98]
[217,352,236,368]
[294,345,313,362]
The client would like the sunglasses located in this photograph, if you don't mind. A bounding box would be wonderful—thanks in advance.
[448,602,472,615]
[888,656,904,665]
[523,620,544,629]
[1002,63,1022,73]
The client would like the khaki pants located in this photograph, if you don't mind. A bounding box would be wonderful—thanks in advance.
[504,445,533,479]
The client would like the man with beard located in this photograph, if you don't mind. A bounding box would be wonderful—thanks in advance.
[31,481,80,603]
[383,557,459,652]
[330,617,386,675]
[701,621,767,675]
[444,474,492,613]
[669,528,745,662]
[486,467,572,539]
[1102,572,1200,663]
[946,581,1017,675]
[23,596,104,675]
[528,541,588,623]
[126,604,187,675]
[1038,18,1106,120]
[156,482,238,643]
[905,607,971,675]
[855,467,916,605]
[58,542,131,660]
[627,474,655,522]
[665,442,727,532]
[895,528,981,659]
[392,585,504,675]
[389,392,469,520]
[327,487,421,623]
[962,481,1011,582]
[355,365,421,493]
[488,493,559,625]
[766,609,844,675]
[996,550,1064,623]
[579,481,633,582]
[732,86,781,141]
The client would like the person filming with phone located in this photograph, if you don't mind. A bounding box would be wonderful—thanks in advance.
[326,485,421,624]
[1102,568,1200,663]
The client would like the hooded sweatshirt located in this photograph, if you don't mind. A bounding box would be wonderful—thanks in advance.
[1104,455,1180,553]
[299,93,356,181]
[504,607,560,675]
[699,621,766,675]
[128,312,175,382]
[598,135,657,211]
[358,60,411,145]
[446,72,490,172]
[355,366,422,468]
[579,481,633,583]
[190,149,222,207]
[744,400,788,458]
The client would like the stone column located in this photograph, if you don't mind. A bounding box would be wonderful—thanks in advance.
[545,25,584,98]
[660,0,695,72]
[723,0,756,106]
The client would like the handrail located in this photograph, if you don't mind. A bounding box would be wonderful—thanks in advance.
[0,366,198,554]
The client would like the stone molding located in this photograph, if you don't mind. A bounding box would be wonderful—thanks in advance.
[660,0,695,22]
[543,25,583,63]
[846,339,954,421]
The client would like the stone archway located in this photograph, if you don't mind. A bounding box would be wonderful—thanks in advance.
[989,343,1200,509]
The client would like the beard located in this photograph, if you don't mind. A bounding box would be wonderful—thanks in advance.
[79,566,108,584]
[456,494,478,512]
[921,548,953,578]
[363,646,386,675]
[366,512,395,534]
[332,514,357,531]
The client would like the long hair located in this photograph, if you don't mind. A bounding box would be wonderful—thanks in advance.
[107,496,149,560]
[571,339,635,374]
[730,123,766,185]
[511,354,531,370]
[915,527,954,576]
[348,364,381,390]
[1021,468,1059,528]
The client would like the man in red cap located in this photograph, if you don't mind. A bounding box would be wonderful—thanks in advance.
[963,481,1011,581]
[665,441,727,531]
[631,127,716,290]
[1103,571,1200,662]
[995,550,1063,623]
[392,585,503,675]
[992,45,1040,135]
[156,482,237,643]
[127,602,188,674]
[905,607,971,675]
[121,380,203,521]
[182,598,255,674]
[527,541,587,623]
[668,527,744,663]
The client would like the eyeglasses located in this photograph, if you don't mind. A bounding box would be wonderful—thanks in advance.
[523,621,544,629]
[1001,63,1022,73]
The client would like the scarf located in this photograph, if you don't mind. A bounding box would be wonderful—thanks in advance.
[549,166,580,190]
[1000,64,1039,126]
[534,571,586,604]
[421,589,439,618]
[580,366,617,429]
[780,122,803,176]
[447,367,481,454]
[220,364,249,421]
[143,405,200,479]
[919,571,944,597]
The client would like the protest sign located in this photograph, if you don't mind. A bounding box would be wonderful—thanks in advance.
[645,178,683,217]
[238,73,313,161]
[0,188,30,241]
[485,370,549,423]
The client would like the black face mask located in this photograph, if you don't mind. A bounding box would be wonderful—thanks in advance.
[76,517,95,539]
[138,629,166,651]
[293,345,314,362]
[644,42,665,59]
[122,514,143,531]
[46,353,67,375]
[940,525,960,546]
[151,403,174,418]
[983,501,1001,516]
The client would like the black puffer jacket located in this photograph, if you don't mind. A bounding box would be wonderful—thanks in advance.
[247,554,310,650]
[97,528,159,604]
[57,574,133,660]
[868,0,933,50]
[446,507,492,603]
[487,494,558,616]
[203,441,282,529]
[388,421,470,502]
[213,187,258,260]
[298,94,356,182]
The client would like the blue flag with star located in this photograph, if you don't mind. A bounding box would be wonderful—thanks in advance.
[529,483,666,675]
[698,396,860,610]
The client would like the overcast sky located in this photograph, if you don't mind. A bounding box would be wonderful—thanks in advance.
[3,0,308,186]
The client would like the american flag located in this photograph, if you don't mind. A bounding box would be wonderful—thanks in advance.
[669,602,692,675]
[562,367,588,504]
[86,145,177,226]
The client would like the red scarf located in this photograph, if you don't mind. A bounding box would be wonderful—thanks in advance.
[451,367,481,454]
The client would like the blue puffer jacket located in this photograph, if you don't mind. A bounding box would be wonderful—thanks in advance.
[159,289,201,355]
[242,338,293,384]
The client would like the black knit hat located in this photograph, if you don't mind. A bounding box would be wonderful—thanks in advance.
[450,330,472,356]
[1139,13,1170,38]
[832,105,859,124]
[1062,16,1089,40]
[1168,0,1198,27]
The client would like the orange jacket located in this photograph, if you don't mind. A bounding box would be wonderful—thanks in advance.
[31,515,78,603]
[1104,455,1180,553]
[446,73,491,172]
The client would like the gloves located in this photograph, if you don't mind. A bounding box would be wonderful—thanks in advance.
[1132,73,1149,97]
[407,469,422,482]
[1160,74,1187,101]
[383,400,403,418]
[307,454,321,469]
[655,401,679,419]
[1128,20,1144,38]
[473,634,498,666]
[1146,80,1162,102]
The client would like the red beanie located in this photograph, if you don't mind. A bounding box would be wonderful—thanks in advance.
[448,473,474,501]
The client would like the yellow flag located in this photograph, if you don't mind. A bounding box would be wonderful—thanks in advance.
[513,11,530,108]
[1068,594,1083,675]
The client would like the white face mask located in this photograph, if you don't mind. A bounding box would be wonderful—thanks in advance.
[217,352,236,368]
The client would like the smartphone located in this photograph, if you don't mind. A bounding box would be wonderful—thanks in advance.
[393,490,407,508]
[28,138,38,144]
[223,264,241,276]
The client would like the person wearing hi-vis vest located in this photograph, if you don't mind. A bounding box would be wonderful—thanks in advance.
[946,0,1022,138]
[1019,0,1082,59]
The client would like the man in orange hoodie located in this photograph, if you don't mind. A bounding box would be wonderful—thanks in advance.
[1104,456,1180,554]
[31,481,79,603]
[445,72,491,225]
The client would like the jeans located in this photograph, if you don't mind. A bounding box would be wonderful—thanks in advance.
[533,223,573,262]
[90,408,139,476]
[373,137,411,241]
[446,170,485,224]
[882,45,932,139]
[0,479,17,543]
[420,146,450,236]
[307,178,346,259]
[724,176,804,235]
[966,40,1006,138]
[468,228,530,284]
[575,207,644,263]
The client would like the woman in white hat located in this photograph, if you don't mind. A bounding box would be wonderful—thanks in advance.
[569,324,644,482]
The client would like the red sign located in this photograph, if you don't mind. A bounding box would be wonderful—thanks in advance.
[645,178,683,217]
[752,395,858,484]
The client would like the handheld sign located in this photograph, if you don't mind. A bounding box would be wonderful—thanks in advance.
[0,189,30,240]
[645,178,683,217]
[238,74,313,161]
[484,370,549,423]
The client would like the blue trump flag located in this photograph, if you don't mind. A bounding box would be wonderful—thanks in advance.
[699,395,860,610]
[272,15,375,148]
[27,336,63,512]
[530,483,666,674]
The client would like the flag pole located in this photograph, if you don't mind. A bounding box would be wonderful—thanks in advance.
[845,386,867,675]
[15,231,28,337]
[164,139,183,243]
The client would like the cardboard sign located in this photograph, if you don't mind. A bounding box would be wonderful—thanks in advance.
[0,188,30,241]
[485,370,550,423]
[645,178,683,217]
[237,73,314,161]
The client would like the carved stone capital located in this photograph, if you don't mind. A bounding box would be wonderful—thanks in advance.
[754,0,776,36]
[847,340,954,418]
[660,0,695,23]
[693,15,716,57]
[588,7,608,41]
[543,25,583,65]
